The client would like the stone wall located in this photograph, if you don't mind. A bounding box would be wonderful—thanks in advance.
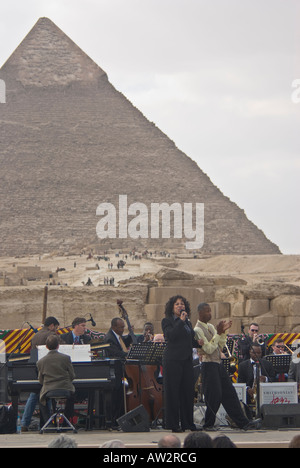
[1,268,300,335]
[0,284,149,333]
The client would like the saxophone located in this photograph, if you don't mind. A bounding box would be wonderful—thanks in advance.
[251,379,257,405]
[251,363,260,417]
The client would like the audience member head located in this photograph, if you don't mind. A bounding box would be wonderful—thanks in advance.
[183,432,213,448]
[100,439,126,448]
[48,434,77,448]
[289,435,300,448]
[158,434,181,448]
[212,435,237,448]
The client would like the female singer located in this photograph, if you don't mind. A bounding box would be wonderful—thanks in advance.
[161,295,203,432]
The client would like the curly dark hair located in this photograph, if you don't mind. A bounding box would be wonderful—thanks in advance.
[164,295,191,318]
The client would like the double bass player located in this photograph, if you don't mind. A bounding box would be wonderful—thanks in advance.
[103,317,135,426]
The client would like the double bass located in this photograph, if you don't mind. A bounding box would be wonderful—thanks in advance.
[117,300,163,423]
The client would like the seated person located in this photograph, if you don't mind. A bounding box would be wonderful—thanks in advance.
[31,316,60,351]
[103,318,135,426]
[237,343,276,404]
[137,322,154,343]
[37,335,75,425]
[61,317,91,345]
[270,339,288,355]
[269,339,289,381]
[21,316,61,432]
[103,317,134,360]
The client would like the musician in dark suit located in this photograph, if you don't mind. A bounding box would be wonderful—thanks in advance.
[238,323,266,361]
[161,295,203,432]
[103,317,134,359]
[61,317,91,345]
[103,318,135,426]
[237,343,276,404]
[31,316,60,350]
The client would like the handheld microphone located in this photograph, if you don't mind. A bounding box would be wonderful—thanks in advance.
[180,308,188,321]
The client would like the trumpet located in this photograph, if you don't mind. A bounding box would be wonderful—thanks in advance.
[292,347,300,364]
[225,344,238,372]
[253,334,265,346]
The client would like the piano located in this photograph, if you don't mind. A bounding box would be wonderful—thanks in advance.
[7,359,122,430]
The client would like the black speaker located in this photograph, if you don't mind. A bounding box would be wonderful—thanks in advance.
[117,404,150,432]
[261,404,300,429]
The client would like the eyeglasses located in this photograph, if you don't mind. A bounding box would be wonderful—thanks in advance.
[250,329,259,333]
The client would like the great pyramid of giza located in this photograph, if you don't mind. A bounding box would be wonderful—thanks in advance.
[0,18,280,256]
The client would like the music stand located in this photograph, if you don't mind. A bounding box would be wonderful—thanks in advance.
[127,342,153,363]
[127,342,166,364]
[265,354,291,375]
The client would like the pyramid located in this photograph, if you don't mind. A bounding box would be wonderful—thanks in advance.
[0,18,280,256]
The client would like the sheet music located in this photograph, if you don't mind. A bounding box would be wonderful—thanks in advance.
[37,344,91,362]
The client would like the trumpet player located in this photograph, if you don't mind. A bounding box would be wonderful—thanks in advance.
[238,323,266,362]
[137,322,154,343]
[271,339,288,355]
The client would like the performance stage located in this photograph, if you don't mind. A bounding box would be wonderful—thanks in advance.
[0,427,299,448]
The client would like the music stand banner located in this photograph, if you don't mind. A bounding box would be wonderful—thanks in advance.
[259,382,298,406]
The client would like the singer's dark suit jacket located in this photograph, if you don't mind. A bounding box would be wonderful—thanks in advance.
[61,331,91,345]
[237,358,276,388]
[162,316,198,361]
[161,315,200,431]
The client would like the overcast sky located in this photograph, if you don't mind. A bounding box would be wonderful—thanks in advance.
[1,0,299,254]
